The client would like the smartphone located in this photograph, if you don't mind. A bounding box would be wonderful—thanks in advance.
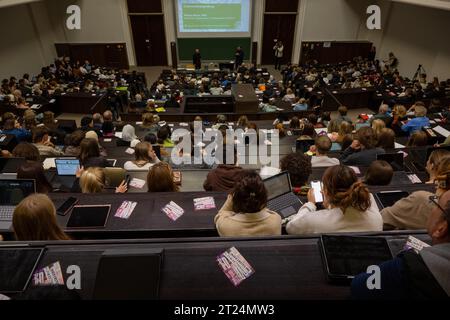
[311,181,323,203]
[56,197,78,216]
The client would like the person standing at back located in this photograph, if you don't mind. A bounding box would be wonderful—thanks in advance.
[234,46,244,70]
[193,48,202,70]
[273,41,284,70]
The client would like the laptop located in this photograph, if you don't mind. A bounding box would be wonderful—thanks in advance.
[263,172,303,218]
[0,157,27,174]
[93,248,163,300]
[375,190,410,209]
[0,179,36,230]
[0,247,45,293]
[377,153,404,171]
[66,205,111,229]
[55,158,80,176]
[319,235,393,283]
[296,138,315,153]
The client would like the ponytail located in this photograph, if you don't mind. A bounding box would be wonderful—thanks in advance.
[336,181,371,212]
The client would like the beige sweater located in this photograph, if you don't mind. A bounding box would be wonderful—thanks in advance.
[286,194,383,235]
[214,195,282,237]
[381,190,433,230]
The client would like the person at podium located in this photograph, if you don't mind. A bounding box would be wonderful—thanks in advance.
[193,48,201,70]
[234,46,244,70]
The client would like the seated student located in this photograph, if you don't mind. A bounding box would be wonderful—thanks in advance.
[140,113,159,135]
[236,115,249,130]
[85,130,107,157]
[259,97,278,113]
[285,165,382,234]
[32,126,64,157]
[17,161,53,193]
[101,110,115,136]
[79,138,109,168]
[364,160,394,186]
[293,98,308,111]
[402,103,430,136]
[147,162,179,192]
[382,155,450,230]
[390,104,408,136]
[282,88,296,104]
[13,194,70,241]
[309,136,340,168]
[335,121,353,145]
[64,130,85,157]
[376,128,395,150]
[370,104,391,126]
[118,124,140,147]
[12,142,40,162]
[92,113,103,131]
[336,105,352,124]
[371,119,386,139]
[214,170,282,237]
[340,127,385,167]
[351,189,450,299]
[425,149,450,184]
[406,130,428,147]
[280,152,312,188]
[124,142,160,171]
[1,118,31,142]
[203,146,243,192]
[212,114,227,130]
[72,167,127,193]
[157,126,174,148]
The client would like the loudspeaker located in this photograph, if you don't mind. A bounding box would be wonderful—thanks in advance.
[251,41,258,66]
[170,41,178,69]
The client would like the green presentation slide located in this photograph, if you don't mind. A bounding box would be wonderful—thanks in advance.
[182,3,241,30]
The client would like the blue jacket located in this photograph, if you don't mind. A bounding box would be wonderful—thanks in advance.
[401,117,430,135]
[293,103,308,111]
[0,128,31,142]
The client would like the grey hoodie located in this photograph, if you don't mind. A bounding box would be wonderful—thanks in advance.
[420,243,450,296]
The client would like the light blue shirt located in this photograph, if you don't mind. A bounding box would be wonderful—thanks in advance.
[401,117,430,135]
[293,103,308,111]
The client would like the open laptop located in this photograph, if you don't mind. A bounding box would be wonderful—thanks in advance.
[377,153,404,171]
[0,247,45,293]
[375,190,410,209]
[0,179,36,230]
[55,158,80,176]
[319,235,393,283]
[0,157,27,174]
[93,248,163,300]
[263,172,303,218]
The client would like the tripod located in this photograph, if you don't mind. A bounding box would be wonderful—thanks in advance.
[412,64,426,81]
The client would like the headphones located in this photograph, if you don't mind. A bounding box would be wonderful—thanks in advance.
[435,172,450,190]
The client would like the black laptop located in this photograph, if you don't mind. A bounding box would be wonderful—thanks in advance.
[0,247,45,293]
[93,248,163,300]
[0,157,27,174]
[263,172,303,218]
[319,235,393,283]
[0,179,36,230]
[377,153,404,171]
[375,190,410,209]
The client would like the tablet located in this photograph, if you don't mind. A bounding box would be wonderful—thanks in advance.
[66,205,111,229]
[375,191,409,209]
[0,247,45,293]
[319,235,393,282]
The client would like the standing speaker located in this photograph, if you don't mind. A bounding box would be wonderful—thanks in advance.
[251,42,258,66]
[170,41,178,69]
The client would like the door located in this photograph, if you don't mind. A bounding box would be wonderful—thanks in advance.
[130,15,168,66]
[261,14,297,65]
[105,44,129,69]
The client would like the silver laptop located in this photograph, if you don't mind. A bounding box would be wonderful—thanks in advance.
[263,172,303,218]
[0,179,36,230]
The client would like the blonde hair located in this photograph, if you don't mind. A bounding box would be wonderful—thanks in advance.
[415,105,427,117]
[79,167,105,193]
[393,104,406,117]
[372,119,386,137]
[13,194,69,241]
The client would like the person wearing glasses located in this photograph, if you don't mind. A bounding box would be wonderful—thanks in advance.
[351,189,450,299]
[381,156,450,230]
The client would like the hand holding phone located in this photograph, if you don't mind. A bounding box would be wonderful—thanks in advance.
[57,197,78,216]
[310,181,323,203]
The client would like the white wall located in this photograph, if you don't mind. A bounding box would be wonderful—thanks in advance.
[0,3,55,79]
[300,0,369,41]
[359,0,450,80]
[45,0,135,65]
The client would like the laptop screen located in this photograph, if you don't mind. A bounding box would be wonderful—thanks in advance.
[264,172,292,201]
[0,158,27,174]
[0,248,44,293]
[377,153,404,171]
[55,159,80,176]
[0,180,35,206]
